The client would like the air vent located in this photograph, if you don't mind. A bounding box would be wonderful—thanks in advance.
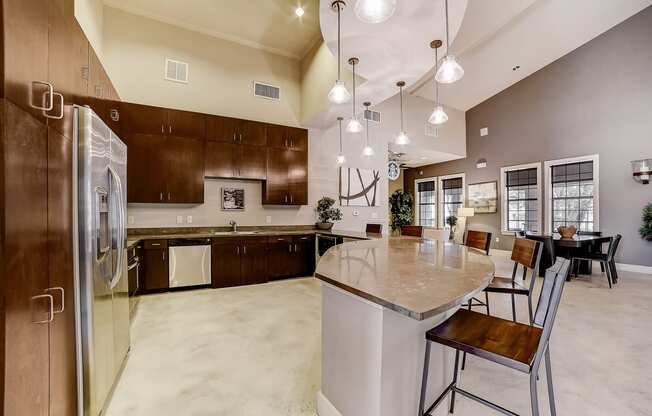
[164,58,189,83]
[364,109,381,123]
[425,122,439,138]
[254,82,281,101]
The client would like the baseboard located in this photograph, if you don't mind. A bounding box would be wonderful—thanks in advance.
[616,262,652,275]
[317,391,342,416]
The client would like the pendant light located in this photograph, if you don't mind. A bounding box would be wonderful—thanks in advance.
[362,102,375,157]
[435,0,464,84]
[394,81,410,145]
[428,40,448,125]
[328,1,352,104]
[336,117,346,164]
[346,57,363,133]
[354,0,397,24]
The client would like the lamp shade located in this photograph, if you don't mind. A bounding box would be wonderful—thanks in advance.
[354,0,397,24]
[435,55,464,84]
[328,80,351,104]
[457,207,475,217]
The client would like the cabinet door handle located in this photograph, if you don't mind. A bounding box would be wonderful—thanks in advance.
[163,251,166,261]
[160,192,163,201]
[151,243,161,246]
[45,287,65,314]
[162,124,165,134]
[288,244,292,253]
[168,192,171,201]
[31,81,54,111]
[291,139,294,148]
[31,294,54,324]
[243,246,247,255]
[285,138,288,148]
[290,194,293,203]
[236,246,240,255]
[285,195,288,203]
[239,133,243,143]
[233,133,236,143]
[169,125,172,134]
[43,92,64,120]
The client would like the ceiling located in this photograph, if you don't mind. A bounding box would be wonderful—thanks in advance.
[413,0,652,111]
[103,0,322,59]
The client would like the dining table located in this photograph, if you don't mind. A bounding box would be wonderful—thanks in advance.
[526,233,613,279]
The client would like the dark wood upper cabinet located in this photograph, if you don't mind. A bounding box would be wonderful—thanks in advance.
[287,127,308,151]
[263,148,308,205]
[206,114,227,142]
[205,142,238,179]
[238,144,267,180]
[168,109,205,139]
[267,124,308,151]
[121,102,168,135]
[288,150,308,205]
[240,120,267,146]
[222,116,241,143]
[165,135,205,203]
[123,132,168,203]
[71,21,90,103]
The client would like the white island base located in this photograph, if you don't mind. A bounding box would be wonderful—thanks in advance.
[317,283,457,416]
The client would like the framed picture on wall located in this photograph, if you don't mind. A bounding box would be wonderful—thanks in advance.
[338,167,381,207]
[467,181,498,214]
[221,187,245,210]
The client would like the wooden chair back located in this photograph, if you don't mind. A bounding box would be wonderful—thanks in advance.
[401,225,423,237]
[511,238,540,269]
[532,258,571,366]
[526,235,555,277]
[465,230,492,255]
[366,223,382,234]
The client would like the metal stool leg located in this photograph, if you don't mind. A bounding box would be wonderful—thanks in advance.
[610,260,619,283]
[530,370,540,416]
[545,346,557,416]
[511,293,517,323]
[527,295,534,325]
[449,350,460,414]
[419,341,431,416]
[485,291,490,315]
[603,261,612,288]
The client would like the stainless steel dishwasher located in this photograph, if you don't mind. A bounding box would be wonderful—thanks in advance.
[168,238,212,289]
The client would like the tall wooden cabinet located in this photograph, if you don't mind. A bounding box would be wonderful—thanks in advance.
[1,0,119,414]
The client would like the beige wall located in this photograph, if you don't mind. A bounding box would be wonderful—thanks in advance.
[102,7,302,127]
[75,0,104,57]
[388,170,403,196]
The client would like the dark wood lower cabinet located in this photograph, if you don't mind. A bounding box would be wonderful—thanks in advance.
[267,235,315,279]
[292,235,316,276]
[211,240,242,288]
[240,239,268,285]
[143,240,169,292]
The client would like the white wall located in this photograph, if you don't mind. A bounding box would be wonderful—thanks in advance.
[102,6,302,127]
[75,0,104,57]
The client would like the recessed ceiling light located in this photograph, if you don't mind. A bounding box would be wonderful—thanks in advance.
[512,65,521,71]
[295,6,305,17]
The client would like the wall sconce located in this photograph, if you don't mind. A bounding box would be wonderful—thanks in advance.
[632,159,651,184]
[476,158,487,169]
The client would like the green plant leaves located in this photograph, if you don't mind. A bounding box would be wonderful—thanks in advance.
[389,190,413,231]
[640,203,652,241]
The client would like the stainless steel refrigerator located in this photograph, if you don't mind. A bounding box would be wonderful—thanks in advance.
[73,105,130,416]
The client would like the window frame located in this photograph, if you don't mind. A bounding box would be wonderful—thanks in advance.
[544,154,600,233]
[438,173,466,229]
[414,177,438,228]
[500,162,542,236]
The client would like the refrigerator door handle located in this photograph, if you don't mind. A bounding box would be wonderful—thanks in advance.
[108,165,126,289]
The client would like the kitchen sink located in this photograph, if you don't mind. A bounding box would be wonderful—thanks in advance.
[213,231,261,235]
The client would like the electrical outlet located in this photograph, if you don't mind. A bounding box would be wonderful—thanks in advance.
[480,127,489,136]
[186,215,193,224]
[495,237,500,243]
[266,216,272,224]
[176,215,183,224]
[353,209,360,217]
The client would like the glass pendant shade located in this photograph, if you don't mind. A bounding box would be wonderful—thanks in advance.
[328,80,351,104]
[354,0,397,24]
[435,55,464,84]
[362,145,375,157]
[336,153,347,165]
[428,105,448,125]
[346,117,363,133]
[395,131,410,145]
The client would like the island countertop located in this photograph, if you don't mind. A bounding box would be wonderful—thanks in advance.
[315,237,495,321]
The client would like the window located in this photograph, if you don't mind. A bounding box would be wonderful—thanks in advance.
[415,179,437,227]
[440,176,464,228]
[500,163,541,234]
[545,155,599,233]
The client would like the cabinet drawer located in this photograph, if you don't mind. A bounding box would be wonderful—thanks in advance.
[293,234,314,243]
[269,236,293,244]
[144,239,168,249]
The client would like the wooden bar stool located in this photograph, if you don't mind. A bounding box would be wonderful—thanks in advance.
[401,225,423,237]
[463,230,492,315]
[418,258,572,416]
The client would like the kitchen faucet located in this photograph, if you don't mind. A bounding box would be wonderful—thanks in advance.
[229,220,237,232]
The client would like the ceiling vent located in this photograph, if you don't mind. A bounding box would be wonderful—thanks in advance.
[254,82,281,101]
[425,122,440,138]
[364,109,381,123]
[165,58,189,83]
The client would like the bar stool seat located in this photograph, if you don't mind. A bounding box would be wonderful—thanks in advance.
[427,309,541,373]
[486,276,529,295]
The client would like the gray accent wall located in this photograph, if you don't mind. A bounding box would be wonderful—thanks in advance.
[405,6,652,267]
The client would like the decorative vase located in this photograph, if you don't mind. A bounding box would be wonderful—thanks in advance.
[558,226,577,239]
[316,222,334,231]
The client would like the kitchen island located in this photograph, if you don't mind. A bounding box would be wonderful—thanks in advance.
[314,237,495,416]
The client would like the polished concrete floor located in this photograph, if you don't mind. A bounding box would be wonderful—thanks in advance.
[106,254,652,416]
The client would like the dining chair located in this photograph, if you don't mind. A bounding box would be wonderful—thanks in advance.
[576,231,605,274]
[569,234,622,288]
[365,223,382,234]
[526,235,555,277]
[462,230,492,315]
[401,225,423,237]
[418,258,571,416]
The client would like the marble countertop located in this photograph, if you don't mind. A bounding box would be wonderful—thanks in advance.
[314,237,495,321]
[126,227,378,249]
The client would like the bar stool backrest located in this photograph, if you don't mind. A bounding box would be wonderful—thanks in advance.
[509,238,543,295]
[532,258,571,364]
[606,234,622,262]
[465,230,492,255]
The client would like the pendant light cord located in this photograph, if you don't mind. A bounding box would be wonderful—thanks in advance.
[399,85,404,132]
[365,105,370,146]
[352,61,356,116]
[339,118,343,153]
[435,48,439,104]
[337,4,342,80]
[445,0,450,52]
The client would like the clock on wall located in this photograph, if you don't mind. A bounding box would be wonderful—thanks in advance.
[388,160,400,181]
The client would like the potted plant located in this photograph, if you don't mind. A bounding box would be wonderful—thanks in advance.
[389,190,413,234]
[446,215,458,240]
[316,197,343,230]
[640,203,652,241]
